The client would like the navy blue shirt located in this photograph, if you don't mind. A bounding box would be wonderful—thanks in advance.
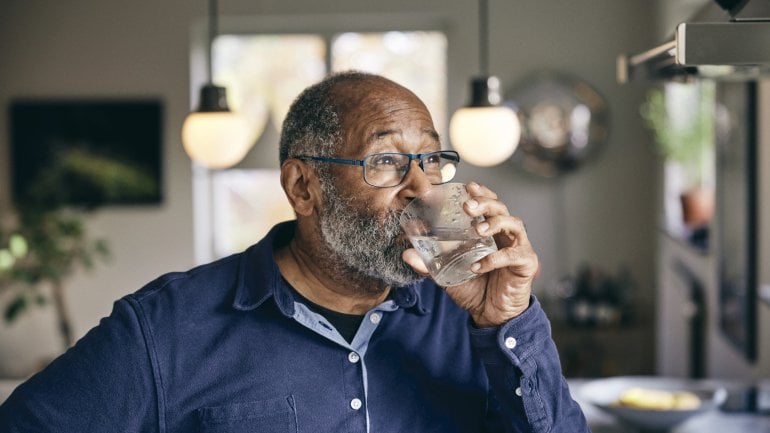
[0,221,588,432]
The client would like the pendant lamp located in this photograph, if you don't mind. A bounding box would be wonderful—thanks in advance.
[449,0,520,167]
[181,0,253,169]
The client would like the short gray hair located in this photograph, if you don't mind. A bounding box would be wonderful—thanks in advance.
[278,70,384,166]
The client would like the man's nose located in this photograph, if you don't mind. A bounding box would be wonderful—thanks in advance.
[399,159,433,199]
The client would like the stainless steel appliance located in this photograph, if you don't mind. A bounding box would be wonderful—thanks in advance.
[618,0,770,82]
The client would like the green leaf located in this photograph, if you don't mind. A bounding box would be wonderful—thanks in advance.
[0,249,13,270]
[9,234,29,258]
[34,294,48,306]
[4,295,27,323]
[80,253,94,269]
[94,239,110,257]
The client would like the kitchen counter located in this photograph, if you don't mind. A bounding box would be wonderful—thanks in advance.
[570,379,770,433]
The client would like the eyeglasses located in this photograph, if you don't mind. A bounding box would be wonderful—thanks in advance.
[296,150,460,188]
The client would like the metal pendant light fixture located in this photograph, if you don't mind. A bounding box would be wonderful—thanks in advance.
[449,0,520,167]
[181,0,254,169]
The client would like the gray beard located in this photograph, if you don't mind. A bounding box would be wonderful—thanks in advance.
[318,179,422,291]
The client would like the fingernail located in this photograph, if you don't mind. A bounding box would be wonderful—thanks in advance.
[468,181,479,189]
[466,199,478,209]
[471,263,481,272]
[477,222,489,233]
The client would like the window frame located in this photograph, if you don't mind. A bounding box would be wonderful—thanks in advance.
[189,13,452,263]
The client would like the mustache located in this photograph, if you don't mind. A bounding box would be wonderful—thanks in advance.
[379,210,408,243]
[384,209,405,235]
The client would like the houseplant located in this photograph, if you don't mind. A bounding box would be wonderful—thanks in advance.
[0,207,109,349]
[640,80,716,228]
[1,148,157,350]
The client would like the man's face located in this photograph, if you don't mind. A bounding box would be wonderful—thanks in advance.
[316,80,441,289]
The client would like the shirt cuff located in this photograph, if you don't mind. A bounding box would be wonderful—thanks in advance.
[467,295,552,368]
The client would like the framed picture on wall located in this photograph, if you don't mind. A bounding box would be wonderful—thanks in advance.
[10,99,163,207]
[716,80,758,362]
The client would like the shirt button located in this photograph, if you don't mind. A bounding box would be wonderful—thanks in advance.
[504,337,517,349]
[348,352,360,363]
[350,398,363,410]
[515,386,523,397]
[369,312,382,324]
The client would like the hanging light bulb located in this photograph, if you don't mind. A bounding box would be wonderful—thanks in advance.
[181,0,255,169]
[182,84,253,169]
[450,77,520,167]
[449,0,520,167]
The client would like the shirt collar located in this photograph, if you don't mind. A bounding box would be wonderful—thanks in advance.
[231,220,429,316]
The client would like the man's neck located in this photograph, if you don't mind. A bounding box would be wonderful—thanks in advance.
[274,237,390,315]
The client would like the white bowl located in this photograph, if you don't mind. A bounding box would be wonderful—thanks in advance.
[580,376,727,431]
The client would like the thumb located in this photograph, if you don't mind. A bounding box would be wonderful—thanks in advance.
[402,248,430,276]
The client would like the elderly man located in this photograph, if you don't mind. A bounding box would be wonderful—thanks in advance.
[0,71,588,432]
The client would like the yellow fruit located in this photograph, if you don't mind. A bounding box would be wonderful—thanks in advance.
[616,387,701,411]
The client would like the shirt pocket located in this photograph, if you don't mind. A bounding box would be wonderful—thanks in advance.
[197,395,298,433]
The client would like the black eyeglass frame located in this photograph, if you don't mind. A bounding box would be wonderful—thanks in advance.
[295,150,460,188]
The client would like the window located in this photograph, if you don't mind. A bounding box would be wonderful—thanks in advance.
[199,29,447,259]
[331,31,447,132]
[212,34,327,142]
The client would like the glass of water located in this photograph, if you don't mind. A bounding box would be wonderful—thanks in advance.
[400,183,498,286]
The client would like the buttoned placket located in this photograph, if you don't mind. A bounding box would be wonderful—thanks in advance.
[291,299,400,433]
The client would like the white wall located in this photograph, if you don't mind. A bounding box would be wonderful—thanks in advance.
[0,0,658,378]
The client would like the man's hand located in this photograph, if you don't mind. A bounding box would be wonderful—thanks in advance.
[402,182,539,328]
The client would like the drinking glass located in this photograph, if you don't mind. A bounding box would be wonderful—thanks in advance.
[400,183,497,286]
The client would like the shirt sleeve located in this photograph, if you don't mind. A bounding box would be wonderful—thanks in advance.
[469,296,589,433]
[0,297,161,432]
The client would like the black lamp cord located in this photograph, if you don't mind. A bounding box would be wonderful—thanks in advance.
[207,0,217,84]
[479,0,489,76]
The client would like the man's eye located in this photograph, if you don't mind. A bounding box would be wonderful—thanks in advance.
[370,155,400,167]
[424,154,441,165]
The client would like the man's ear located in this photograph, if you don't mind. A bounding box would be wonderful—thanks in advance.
[280,159,319,217]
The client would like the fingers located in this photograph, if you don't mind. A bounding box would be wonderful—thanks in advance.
[462,182,537,275]
[479,214,533,248]
[465,181,498,200]
[402,248,430,275]
[463,182,507,217]
[464,195,509,218]
[471,243,539,277]
[462,182,531,248]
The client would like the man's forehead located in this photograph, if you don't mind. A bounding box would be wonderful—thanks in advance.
[331,78,411,110]
[363,127,439,144]
[331,81,435,124]
[353,115,439,152]
[328,77,438,152]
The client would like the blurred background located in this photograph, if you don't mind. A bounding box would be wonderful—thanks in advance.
[0,0,768,403]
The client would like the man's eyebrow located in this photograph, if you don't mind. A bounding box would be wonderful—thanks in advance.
[367,128,441,143]
[422,128,441,142]
[369,129,399,142]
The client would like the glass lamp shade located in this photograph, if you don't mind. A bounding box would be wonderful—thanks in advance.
[449,105,521,167]
[181,111,254,169]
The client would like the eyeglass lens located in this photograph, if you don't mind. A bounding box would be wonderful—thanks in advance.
[363,152,458,187]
